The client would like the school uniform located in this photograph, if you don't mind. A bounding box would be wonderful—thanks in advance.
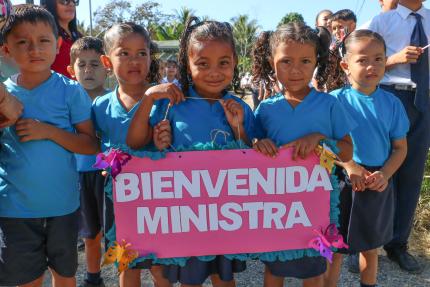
[367,4,430,255]
[76,92,110,240]
[92,88,153,269]
[150,87,255,285]
[254,89,356,279]
[331,87,409,252]
[0,72,91,285]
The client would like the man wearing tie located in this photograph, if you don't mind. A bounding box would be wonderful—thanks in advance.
[368,0,429,274]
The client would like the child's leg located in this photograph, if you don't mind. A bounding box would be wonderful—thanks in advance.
[19,275,44,287]
[150,265,172,287]
[210,274,235,287]
[120,269,141,287]
[84,231,102,273]
[50,268,76,287]
[263,266,284,287]
[359,249,378,285]
[303,274,324,287]
[323,253,343,287]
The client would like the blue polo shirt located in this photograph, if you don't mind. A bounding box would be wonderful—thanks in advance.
[331,87,409,166]
[75,91,110,172]
[92,87,141,152]
[150,87,255,147]
[254,89,356,145]
[0,72,91,218]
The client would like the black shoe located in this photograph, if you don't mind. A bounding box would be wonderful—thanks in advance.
[347,253,360,274]
[79,279,105,287]
[77,238,85,251]
[386,249,423,274]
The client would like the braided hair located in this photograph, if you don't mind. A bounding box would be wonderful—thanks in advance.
[251,22,331,92]
[178,16,238,95]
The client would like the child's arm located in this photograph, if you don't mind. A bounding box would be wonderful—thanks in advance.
[0,83,23,128]
[253,138,279,158]
[337,160,371,192]
[127,83,184,150]
[15,119,98,154]
[386,46,423,70]
[153,120,172,151]
[366,138,407,192]
[220,99,251,146]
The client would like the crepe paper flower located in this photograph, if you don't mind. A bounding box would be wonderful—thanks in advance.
[308,224,349,263]
[316,145,337,172]
[93,148,132,179]
[102,240,139,275]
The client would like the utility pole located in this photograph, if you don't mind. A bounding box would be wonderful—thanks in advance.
[89,0,93,36]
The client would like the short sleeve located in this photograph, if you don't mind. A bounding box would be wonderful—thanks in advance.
[67,85,92,125]
[390,98,410,140]
[149,99,169,127]
[253,103,267,139]
[239,100,256,141]
[330,99,357,140]
[366,14,382,34]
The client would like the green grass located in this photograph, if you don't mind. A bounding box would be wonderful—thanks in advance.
[415,152,430,232]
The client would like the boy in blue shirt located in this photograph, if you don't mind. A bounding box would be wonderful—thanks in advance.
[0,5,98,287]
[67,36,108,287]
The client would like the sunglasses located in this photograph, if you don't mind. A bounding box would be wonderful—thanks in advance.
[57,0,79,6]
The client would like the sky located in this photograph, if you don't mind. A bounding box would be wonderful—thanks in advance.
[13,0,430,31]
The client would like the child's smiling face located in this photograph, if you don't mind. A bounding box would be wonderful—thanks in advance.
[3,21,59,75]
[341,38,386,94]
[187,40,236,99]
[271,41,317,94]
[331,19,356,41]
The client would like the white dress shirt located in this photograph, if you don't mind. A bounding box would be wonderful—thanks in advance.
[367,4,430,86]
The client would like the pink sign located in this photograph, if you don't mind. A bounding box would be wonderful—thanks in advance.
[112,148,332,258]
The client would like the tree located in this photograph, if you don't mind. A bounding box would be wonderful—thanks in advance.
[152,7,195,41]
[231,15,259,77]
[93,0,169,35]
[278,12,305,27]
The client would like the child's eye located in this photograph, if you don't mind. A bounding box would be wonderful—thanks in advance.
[220,60,230,66]
[16,40,27,45]
[91,63,100,68]
[78,63,86,68]
[197,62,208,68]
[302,59,312,64]
[280,59,291,64]
[118,51,128,56]
[375,57,384,62]
[40,38,51,43]
[138,51,147,57]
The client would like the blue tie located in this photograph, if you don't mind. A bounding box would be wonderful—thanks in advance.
[410,13,429,112]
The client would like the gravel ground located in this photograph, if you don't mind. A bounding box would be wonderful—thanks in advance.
[38,248,430,287]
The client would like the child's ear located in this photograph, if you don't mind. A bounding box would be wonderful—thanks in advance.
[339,59,350,75]
[100,55,113,70]
[2,44,10,56]
[67,65,76,79]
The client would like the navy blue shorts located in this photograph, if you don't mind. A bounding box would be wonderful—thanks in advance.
[79,171,105,239]
[0,211,79,286]
[263,256,326,279]
[163,256,246,285]
[336,166,395,253]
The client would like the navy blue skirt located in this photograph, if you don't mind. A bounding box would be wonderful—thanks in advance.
[163,256,246,285]
[336,166,394,253]
[263,256,327,279]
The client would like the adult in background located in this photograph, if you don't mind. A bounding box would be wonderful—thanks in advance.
[43,0,81,78]
[367,0,429,274]
[360,0,399,29]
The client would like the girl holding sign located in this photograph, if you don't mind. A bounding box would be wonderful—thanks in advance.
[251,23,356,287]
[327,30,409,287]
[127,17,255,287]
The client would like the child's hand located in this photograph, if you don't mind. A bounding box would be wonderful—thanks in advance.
[285,133,324,160]
[220,99,244,129]
[153,120,172,151]
[253,138,279,158]
[0,85,23,128]
[345,162,371,192]
[365,171,388,192]
[15,118,52,142]
[145,83,184,105]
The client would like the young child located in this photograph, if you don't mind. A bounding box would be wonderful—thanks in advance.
[251,22,355,287]
[324,30,409,287]
[315,9,333,30]
[0,5,98,287]
[67,36,108,287]
[161,59,181,88]
[324,9,357,92]
[127,17,255,287]
[92,22,171,287]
